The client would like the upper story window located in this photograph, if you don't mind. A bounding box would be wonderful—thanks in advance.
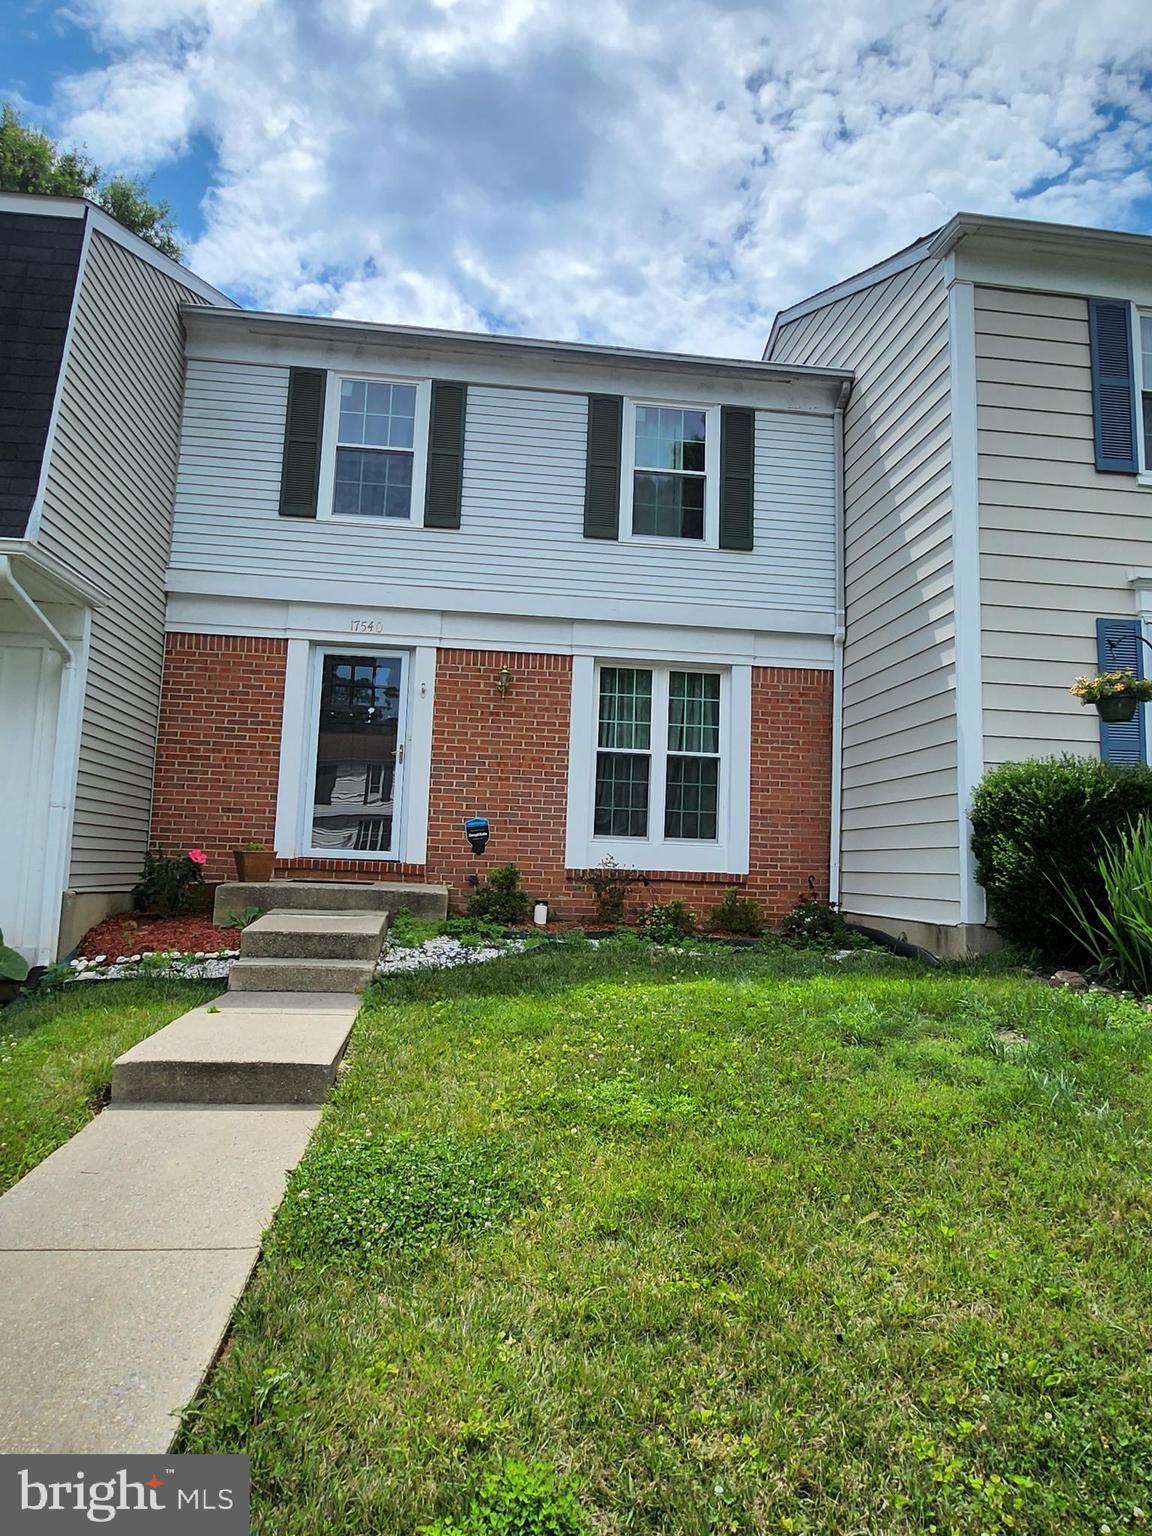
[333,378,419,519]
[620,400,721,545]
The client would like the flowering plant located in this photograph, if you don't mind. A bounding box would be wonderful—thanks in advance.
[131,846,207,916]
[1070,671,1152,704]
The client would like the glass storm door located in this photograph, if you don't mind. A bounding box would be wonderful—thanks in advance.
[308,652,405,855]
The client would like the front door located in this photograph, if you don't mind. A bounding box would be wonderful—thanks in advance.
[307,650,406,857]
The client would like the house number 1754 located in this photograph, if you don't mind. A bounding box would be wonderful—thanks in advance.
[349,618,387,634]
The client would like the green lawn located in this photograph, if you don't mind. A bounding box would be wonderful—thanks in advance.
[0,978,218,1193]
[177,943,1152,1535]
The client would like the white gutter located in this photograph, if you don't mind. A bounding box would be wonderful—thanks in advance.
[829,380,850,904]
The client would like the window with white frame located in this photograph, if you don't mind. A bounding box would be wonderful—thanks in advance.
[1141,314,1152,472]
[594,665,722,841]
[333,378,418,518]
[625,402,718,541]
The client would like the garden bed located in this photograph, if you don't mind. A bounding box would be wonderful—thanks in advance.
[75,912,237,960]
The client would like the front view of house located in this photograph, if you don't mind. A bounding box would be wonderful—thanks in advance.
[150,310,848,920]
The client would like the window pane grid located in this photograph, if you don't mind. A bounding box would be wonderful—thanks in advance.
[668,671,720,754]
[664,756,719,840]
[334,378,416,519]
[594,752,650,837]
[597,667,652,750]
[338,379,416,450]
[632,404,707,541]
[334,447,413,519]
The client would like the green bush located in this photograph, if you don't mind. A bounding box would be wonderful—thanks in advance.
[970,756,1152,961]
[580,858,641,926]
[638,900,696,944]
[467,864,532,927]
[1064,815,1152,993]
[707,888,763,935]
[779,895,866,950]
[131,846,205,916]
[424,1460,589,1536]
[442,915,507,946]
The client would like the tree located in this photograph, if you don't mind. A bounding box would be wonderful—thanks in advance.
[0,103,182,260]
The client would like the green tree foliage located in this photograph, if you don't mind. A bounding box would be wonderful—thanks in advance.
[0,103,182,259]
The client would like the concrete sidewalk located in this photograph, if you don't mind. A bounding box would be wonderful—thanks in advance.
[0,1104,320,1453]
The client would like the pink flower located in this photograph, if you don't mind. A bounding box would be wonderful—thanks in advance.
[187,848,208,865]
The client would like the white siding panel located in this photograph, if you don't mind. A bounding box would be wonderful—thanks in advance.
[169,370,838,614]
[771,258,959,928]
[975,284,1152,769]
[35,232,208,891]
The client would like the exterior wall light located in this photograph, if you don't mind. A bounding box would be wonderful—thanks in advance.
[495,665,513,697]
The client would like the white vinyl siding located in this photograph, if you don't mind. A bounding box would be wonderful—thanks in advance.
[771,259,960,928]
[33,230,208,891]
[169,369,837,618]
[976,286,1152,767]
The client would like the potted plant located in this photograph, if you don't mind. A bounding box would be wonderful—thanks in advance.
[1070,670,1152,724]
[233,840,276,881]
[0,929,30,1006]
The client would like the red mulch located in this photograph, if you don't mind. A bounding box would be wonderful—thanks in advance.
[74,912,238,960]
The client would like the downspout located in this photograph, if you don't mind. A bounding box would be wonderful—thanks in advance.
[829,382,849,905]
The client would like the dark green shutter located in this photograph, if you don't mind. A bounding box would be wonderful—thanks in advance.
[424,381,467,529]
[1097,617,1147,764]
[1088,298,1139,474]
[584,394,622,540]
[278,368,325,518]
[719,406,755,550]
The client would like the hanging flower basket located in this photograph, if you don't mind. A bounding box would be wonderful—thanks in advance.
[1097,694,1140,723]
[1070,670,1152,723]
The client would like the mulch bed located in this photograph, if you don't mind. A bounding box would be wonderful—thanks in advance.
[74,912,238,960]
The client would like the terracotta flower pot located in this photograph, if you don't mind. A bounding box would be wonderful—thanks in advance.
[233,848,276,881]
[1096,695,1139,724]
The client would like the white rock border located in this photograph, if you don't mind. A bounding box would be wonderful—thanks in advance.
[64,948,240,983]
[375,935,527,975]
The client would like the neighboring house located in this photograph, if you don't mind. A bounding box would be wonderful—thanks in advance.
[767,212,1152,957]
[149,308,850,919]
[0,193,233,965]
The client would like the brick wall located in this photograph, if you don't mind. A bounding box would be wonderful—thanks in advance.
[150,636,833,920]
[151,633,287,882]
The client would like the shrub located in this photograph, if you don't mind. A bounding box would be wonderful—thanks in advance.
[1064,815,1152,994]
[707,888,763,935]
[779,895,865,950]
[581,857,642,926]
[131,846,206,917]
[467,864,532,927]
[970,756,1152,961]
[441,915,507,946]
[424,1460,589,1536]
[638,900,696,944]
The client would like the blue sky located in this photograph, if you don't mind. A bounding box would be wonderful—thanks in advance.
[3,0,1151,356]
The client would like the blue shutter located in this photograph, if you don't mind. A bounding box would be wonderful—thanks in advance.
[1096,617,1147,764]
[1088,298,1139,474]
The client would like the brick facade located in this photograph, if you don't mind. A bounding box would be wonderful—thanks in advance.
[151,635,832,922]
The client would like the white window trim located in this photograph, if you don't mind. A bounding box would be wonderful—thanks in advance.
[317,371,431,524]
[274,639,436,864]
[619,398,721,548]
[1135,307,1152,486]
[565,654,751,875]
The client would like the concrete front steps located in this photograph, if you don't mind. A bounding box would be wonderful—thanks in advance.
[227,906,389,994]
[112,992,360,1105]
[214,879,448,925]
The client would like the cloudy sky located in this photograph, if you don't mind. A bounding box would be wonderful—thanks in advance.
[3,0,1151,355]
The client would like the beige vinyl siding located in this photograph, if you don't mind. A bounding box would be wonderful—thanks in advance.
[34,230,207,891]
[771,259,961,927]
[169,366,838,617]
[976,286,1152,767]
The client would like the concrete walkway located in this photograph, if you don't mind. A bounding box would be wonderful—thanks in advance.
[0,902,394,1453]
[0,1102,320,1453]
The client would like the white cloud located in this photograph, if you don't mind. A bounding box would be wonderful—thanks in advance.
[47,0,1152,354]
